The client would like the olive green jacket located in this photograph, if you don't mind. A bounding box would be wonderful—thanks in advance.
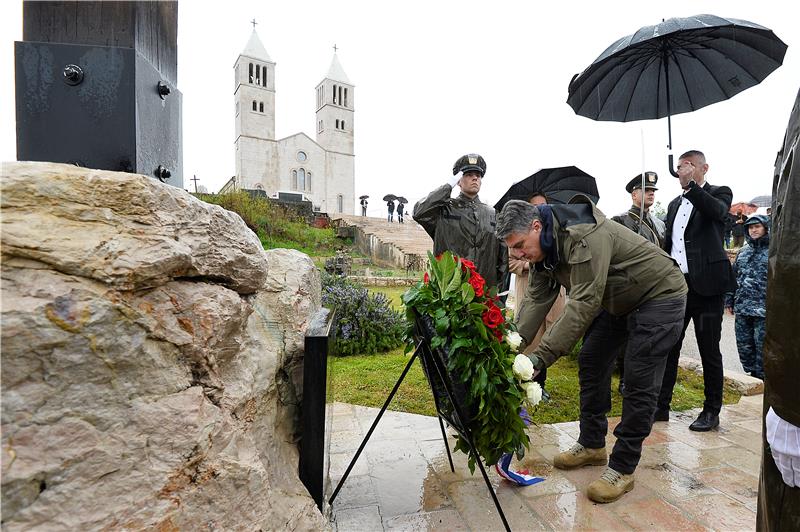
[516,200,687,367]
[413,184,507,289]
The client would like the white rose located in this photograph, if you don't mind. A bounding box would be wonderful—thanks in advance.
[521,381,543,406]
[512,354,534,381]
[506,331,523,352]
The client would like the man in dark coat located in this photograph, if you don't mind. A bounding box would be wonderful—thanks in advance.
[413,153,507,289]
[656,150,736,431]
[757,87,800,532]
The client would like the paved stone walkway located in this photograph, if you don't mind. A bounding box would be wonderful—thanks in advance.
[328,395,763,531]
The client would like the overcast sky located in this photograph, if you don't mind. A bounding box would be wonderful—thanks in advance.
[2,1,798,216]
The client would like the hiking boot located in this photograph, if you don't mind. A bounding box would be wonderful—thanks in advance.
[587,467,635,503]
[553,443,607,470]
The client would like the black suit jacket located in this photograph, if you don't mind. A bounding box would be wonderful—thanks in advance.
[664,182,735,296]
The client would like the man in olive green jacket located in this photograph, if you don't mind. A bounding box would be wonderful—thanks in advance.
[496,197,686,504]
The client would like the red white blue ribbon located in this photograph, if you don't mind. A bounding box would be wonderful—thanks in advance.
[495,452,545,486]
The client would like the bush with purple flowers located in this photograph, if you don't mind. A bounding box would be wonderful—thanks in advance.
[321,272,405,356]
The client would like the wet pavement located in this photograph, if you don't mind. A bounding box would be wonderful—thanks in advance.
[328,395,763,531]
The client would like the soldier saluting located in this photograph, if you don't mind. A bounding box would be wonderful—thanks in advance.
[611,172,665,248]
[413,153,507,290]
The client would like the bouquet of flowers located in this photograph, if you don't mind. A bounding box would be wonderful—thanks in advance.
[402,251,541,472]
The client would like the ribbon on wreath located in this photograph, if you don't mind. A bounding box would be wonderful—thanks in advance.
[494,406,545,486]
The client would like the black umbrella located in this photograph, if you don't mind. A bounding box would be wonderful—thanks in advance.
[382,194,396,202]
[396,196,408,204]
[359,194,369,200]
[494,166,599,212]
[567,14,787,175]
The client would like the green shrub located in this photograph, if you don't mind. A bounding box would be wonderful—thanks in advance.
[195,191,342,256]
[321,272,405,356]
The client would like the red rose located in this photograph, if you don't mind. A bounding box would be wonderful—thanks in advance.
[482,303,503,329]
[424,272,430,284]
[460,258,476,271]
[493,327,504,340]
[468,271,485,297]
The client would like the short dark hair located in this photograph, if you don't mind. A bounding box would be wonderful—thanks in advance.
[496,200,541,240]
[679,149,706,163]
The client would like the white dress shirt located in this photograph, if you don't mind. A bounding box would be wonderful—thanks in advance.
[766,407,800,487]
[670,193,694,274]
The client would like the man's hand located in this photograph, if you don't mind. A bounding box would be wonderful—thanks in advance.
[527,354,545,379]
[677,160,696,189]
[448,171,463,187]
[725,306,735,316]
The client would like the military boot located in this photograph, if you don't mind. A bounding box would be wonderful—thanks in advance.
[587,467,635,503]
[553,443,607,470]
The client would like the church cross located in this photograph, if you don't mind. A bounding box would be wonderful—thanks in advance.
[190,174,200,193]
[333,44,338,53]
[251,18,258,29]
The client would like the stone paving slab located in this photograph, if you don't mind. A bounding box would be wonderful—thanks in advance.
[328,396,763,531]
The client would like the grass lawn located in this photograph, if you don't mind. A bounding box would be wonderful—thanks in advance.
[329,285,742,424]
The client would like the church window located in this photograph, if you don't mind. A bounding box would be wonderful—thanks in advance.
[292,170,298,189]
[255,64,261,86]
[338,86,343,106]
[235,101,239,116]
[337,194,343,213]
[341,120,345,130]
[307,172,312,191]
[318,120,323,133]
[249,63,253,83]
[263,66,267,86]
[333,84,338,104]
[335,119,340,129]
[252,100,257,111]
[259,102,264,112]
[297,151,307,162]
[298,168,306,191]
[344,88,348,107]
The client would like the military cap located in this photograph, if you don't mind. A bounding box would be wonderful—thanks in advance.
[625,171,658,193]
[453,153,487,177]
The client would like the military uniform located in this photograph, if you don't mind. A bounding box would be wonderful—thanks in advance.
[611,172,666,248]
[515,198,686,476]
[412,154,507,289]
[725,214,769,379]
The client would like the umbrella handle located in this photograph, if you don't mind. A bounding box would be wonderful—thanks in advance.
[668,154,679,178]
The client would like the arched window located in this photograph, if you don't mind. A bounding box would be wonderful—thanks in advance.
[335,119,340,129]
[252,100,257,111]
[306,172,311,191]
[344,88,348,107]
[338,86,343,106]
[259,102,264,112]
[318,120,323,132]
[341,120,345,130]
[249,63,253,83]
[255,64,261,85]
[292,170,298,190]
[262,66,267,87]
[333,84,337,104]
[337,194,343,213]
[298,168,306,190]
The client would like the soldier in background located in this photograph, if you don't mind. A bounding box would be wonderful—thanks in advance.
[413,153,507,290]
[612,172,666,248]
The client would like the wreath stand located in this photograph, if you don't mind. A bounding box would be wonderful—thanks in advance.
[328,315,511,532]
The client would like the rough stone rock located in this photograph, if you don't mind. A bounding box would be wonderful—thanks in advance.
[1,162,328,530]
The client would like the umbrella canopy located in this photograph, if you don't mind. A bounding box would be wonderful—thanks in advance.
[382,194,397,202]
[359,195,369,200]
[396,196,408,204]
[567,14,787,172]
[749,195,771,207]
[494,166,600,212]
[729,202,758,215]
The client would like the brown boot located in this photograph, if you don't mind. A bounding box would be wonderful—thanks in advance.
[553,443,607,470]
[587,467,635,503]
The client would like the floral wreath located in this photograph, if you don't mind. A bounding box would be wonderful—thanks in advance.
[402,251,542,472]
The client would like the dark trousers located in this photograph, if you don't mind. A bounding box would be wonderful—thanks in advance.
[735,315,766,379]
[657,288,724,415]
[577,297,685,475]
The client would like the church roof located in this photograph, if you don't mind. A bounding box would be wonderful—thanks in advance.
[324,54,351,85]
[242,29,272,62]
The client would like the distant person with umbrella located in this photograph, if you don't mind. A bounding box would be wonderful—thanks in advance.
[656,150,736,432]
[360,195,369,216]
[386,196,395,222]
[413,153,506,290]
[396,197,407,223]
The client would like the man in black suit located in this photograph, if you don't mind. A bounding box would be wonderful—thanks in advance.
[656,150,735,431]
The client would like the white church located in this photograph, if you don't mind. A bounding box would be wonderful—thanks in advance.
[222,28,355,215]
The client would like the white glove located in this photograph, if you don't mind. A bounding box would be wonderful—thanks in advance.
[766,407,800,487]
[448,171,463,188]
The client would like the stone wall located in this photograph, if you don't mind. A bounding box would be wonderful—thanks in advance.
[1,162,328,530]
